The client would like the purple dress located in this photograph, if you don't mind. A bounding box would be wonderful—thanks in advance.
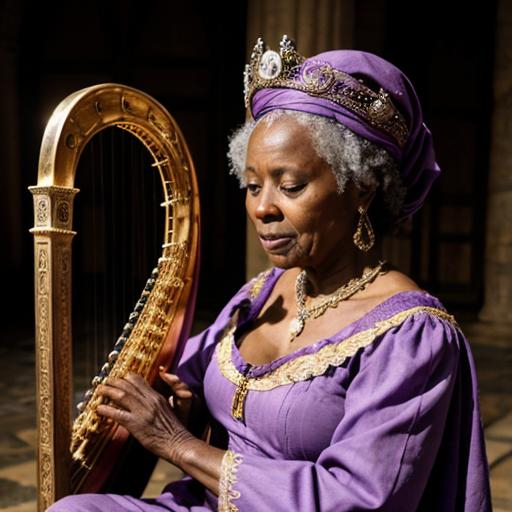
[49,268,491,511]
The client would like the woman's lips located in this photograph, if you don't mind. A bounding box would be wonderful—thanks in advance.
[258,234,294,252]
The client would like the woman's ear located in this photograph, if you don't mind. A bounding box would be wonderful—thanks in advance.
[356,182,377,211]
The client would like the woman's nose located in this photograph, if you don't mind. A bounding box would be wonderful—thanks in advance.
[254,187,283,223]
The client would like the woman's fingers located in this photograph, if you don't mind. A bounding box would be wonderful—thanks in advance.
[103,374,144,398]
[159,370,193,395]
[97,403,130,423]
[97,373,152,411]
[159,370,180,387]
[175,389,193,399]
[97,383,134,411]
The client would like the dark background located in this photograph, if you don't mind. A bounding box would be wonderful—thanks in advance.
[0,0,497,340]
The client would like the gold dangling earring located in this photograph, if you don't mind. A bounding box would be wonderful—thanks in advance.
[353,206,375,252]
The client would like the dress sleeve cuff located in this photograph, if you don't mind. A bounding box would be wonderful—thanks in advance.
[218,449,243,511]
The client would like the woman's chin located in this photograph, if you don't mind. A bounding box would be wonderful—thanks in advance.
[265,252,301,270]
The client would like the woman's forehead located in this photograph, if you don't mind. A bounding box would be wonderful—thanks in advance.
[247,116,317,158]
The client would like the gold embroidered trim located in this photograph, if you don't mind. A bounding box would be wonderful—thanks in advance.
[218,449,243,512]
[216,306,457,392]
[248,268,272,300]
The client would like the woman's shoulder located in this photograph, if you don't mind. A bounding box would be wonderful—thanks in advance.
[353,278,461,371]
[336,268,461,364]
[370,267,423,298]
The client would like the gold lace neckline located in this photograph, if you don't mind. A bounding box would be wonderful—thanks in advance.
[216,304,457,393]
[217,270,458,421]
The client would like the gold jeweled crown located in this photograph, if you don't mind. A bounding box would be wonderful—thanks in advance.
[243,35,409,148]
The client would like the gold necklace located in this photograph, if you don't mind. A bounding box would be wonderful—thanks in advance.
[288,260,387,342]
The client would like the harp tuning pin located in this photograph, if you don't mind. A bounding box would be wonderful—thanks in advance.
[84,389,94,400]
[152,267,159,277]
[101,362,110,374]
[108,350,119,363]
[77,401,86,412]
[91,376,102,387]
[115,336,127,349]
[135,302,144,312]
[129,312,139,322]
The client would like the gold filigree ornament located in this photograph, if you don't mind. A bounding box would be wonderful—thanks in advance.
[289,261,386,342]
[243,35,409,147]
[353,206,375,252]
[217,305,458,421]
[218,449,243,512]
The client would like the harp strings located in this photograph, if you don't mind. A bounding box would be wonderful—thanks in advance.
[73,127,163,412]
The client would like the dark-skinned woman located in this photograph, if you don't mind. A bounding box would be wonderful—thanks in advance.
[49,37,491,511]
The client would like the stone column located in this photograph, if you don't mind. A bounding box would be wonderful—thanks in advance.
[245,0,355,279]
[479,0,512,323]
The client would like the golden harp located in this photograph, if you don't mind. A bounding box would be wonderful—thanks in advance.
[30,84,200,511]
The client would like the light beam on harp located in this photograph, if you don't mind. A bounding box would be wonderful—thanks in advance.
[29,84,200,511]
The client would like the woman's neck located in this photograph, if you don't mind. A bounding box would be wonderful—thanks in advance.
[302,242,384,298]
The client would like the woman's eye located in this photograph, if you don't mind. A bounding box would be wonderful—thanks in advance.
[246,183,261,195]
[281,183,306,194]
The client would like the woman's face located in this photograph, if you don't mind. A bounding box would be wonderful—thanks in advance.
[245,115,362,271]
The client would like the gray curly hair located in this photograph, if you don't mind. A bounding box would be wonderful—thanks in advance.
[227,109,406,230]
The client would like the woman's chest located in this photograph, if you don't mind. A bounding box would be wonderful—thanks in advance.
[203,353,354,461]
[237,298,380,366]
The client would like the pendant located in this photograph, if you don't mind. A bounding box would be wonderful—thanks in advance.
[231,375,250,421]
[289,316,305,342]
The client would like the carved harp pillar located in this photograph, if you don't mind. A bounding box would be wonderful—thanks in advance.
[30,84,200,510]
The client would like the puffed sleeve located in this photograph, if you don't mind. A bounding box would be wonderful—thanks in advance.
[217,313,489,512]
[173,277,257,398]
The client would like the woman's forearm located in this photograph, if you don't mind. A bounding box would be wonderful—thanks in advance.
[173,436,226,495]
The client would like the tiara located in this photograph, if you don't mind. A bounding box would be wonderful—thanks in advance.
[243,35,409,148]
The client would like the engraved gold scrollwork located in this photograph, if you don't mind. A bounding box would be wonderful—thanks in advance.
[37,198,49,225]
[39,246,48,270]
[37,246,53,509]
[56,201,70,224]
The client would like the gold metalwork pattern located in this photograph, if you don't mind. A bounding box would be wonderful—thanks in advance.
[218,449,243,512]
[70,243,190,469]
[30,186,77,507]
[35,244,53,509]
[231,375,250,421]
[217,306,458,420]
[244,35,409,147]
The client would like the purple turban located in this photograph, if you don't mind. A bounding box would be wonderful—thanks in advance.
[251,49,440,220]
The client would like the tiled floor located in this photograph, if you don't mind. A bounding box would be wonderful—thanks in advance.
[0,320,511,511]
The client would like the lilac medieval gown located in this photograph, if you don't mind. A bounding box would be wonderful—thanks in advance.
[49,268,491,511]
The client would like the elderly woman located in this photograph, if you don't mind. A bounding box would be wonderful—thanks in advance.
[49,38,491,511]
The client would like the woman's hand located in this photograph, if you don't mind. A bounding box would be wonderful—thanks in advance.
[96,372,196,467]
[160,369,208,438]
[159,368,194,426]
